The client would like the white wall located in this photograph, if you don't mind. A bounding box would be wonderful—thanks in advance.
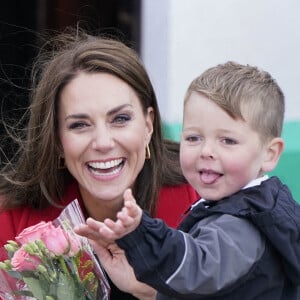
[141,0,300,123]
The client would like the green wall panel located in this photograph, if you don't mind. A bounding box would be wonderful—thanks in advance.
[269,121,300,202]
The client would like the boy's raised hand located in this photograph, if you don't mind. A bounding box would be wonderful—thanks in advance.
[75,188,143,245]
[101,188,143,240]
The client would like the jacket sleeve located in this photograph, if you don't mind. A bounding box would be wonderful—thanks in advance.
[116,212,265,298]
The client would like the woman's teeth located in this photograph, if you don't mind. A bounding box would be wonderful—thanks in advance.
[88,159,123,176]
[88,158,123,170]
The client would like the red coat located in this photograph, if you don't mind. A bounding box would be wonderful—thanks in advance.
[0,180,198,248]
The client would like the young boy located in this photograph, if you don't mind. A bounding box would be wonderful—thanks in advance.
[76,61,300,299]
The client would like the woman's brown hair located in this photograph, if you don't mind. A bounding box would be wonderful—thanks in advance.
[0,28,186,215]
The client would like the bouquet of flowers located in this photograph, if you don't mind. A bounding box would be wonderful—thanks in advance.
[0,199,110,300]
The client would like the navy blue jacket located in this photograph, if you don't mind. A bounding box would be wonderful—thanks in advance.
[117,177,300,299]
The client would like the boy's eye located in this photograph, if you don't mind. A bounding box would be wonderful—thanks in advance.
[221,138,237,145]
[185,135,201,142]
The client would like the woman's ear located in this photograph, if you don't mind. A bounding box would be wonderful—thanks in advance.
[57,142,65,158]
[145,107,154,143]
[262,137,284,172]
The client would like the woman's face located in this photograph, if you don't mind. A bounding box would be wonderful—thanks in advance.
[58,72,153,208]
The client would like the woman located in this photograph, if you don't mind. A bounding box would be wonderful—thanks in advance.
[0,29,198,299]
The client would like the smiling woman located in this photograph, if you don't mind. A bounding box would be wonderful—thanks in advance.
[58,72,154,220]
[0,28,198,299]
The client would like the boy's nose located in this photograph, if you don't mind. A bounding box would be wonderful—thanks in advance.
[200,141,215,159]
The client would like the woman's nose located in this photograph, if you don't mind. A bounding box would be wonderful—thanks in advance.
[91,125,114,151]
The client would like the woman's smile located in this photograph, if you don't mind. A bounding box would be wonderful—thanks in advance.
[87,158,125,178]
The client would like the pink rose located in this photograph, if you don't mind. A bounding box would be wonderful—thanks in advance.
[11,246,41,272]
[67,233,82,256]
[40,225,70,256]
[15,221,54,244]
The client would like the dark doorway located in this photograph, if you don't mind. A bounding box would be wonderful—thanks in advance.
[0,0,141,164]
[40,0,141,50]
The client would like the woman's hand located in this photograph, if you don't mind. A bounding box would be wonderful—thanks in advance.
[91,241,156,300]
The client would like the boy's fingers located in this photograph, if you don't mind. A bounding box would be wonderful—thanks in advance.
[117,211,135,227]
[75,224,106,242]
[123,189,142,219]
[99,225,118,240]
[123,188,136,203]
[104,217,132,235]
[75,218,120,243]
[86,217,104,231]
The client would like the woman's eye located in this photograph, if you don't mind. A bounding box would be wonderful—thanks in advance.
[113,114,131,124]
[68,121,89,130]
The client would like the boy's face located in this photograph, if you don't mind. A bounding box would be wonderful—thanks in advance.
[180,92,270,201]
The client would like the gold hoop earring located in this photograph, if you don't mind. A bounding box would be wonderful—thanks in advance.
[145,144,151,160]
[58,156,66,169]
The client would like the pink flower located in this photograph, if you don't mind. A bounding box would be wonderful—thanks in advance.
[11,246,41,272]
[15,221,82,257]
[0,200,108,299]
[40,225,70,256]
[15,221,54,244]
[67,233,81,256]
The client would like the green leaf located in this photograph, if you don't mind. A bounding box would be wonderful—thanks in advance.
[23,276,46,300]
[55,272,81,300]
[5,269,24,280]
[13,290,34,297]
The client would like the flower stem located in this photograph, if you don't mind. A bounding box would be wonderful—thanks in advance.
[58,256,71,277]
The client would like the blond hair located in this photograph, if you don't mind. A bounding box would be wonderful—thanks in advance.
[185,61,285,140]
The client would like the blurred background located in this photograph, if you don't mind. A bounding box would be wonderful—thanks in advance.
[1,0,299,200]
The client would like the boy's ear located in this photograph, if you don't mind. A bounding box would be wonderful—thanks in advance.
[262,137,284,172]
